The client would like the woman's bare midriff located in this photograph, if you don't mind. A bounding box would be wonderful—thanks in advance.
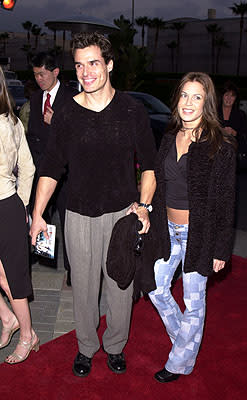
[166,207,189,225]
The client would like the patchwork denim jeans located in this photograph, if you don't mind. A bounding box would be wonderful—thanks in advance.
[149,220,208,375]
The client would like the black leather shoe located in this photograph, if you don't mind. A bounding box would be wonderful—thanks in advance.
[154,367,180,383]
[107,352,126,374]
[72,352,92,377]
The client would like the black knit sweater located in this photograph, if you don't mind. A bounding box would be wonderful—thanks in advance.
[150,132,236,276]
[39,90,156,217]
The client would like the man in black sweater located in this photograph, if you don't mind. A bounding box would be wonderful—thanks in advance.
[30,33,156,377]
[27,52,77,285]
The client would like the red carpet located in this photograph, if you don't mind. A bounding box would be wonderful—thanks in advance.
[1,255,246,400]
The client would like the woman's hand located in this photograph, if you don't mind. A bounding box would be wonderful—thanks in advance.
[213,259,226,272]
[224,126,237,136]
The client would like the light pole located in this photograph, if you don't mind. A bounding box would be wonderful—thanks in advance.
[131,0,135,26]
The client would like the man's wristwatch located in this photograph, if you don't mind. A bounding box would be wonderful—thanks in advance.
[138,203,153,212]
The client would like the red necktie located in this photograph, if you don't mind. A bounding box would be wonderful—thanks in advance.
[44,92,51,114]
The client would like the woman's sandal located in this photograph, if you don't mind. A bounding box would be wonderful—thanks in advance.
[0,316,20,349]
[5,333,40,365]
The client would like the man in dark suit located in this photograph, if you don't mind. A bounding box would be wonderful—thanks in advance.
[27,52,77,285]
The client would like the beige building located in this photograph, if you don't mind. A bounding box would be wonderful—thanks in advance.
[147,10,247,75]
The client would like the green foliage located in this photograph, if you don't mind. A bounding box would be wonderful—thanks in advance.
[229,1,247,16]
[109,15,151,90]
[169,22,186,31]
[111,15,136,46]
[111,45,151,90]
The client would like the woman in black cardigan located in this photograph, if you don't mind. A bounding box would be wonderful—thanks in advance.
[217,81,247,141]
[148,72,236,383]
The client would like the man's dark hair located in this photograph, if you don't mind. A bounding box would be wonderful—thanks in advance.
[71,32,114,64]
[31,52,59,71]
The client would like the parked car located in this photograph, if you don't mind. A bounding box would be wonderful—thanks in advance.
[8,84,27,115]
[240,100,247,117]
[126,91,171,148]
[4,70,23,87]
[68,80,82,91]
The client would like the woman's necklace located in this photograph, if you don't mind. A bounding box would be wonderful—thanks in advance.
[180,127,194,134]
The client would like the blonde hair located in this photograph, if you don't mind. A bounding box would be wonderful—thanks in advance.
[0,66,17,124]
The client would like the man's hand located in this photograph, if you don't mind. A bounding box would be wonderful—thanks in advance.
[29,176,58,245]
[30,214,48,246]
[43,106,54,125]
[126,202,139,215]
[213,259,226,273]
[135,206,150,234]
[126,202,150,234]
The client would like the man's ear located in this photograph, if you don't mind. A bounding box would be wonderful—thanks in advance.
[53,67,60,78]
[107,60,113,73]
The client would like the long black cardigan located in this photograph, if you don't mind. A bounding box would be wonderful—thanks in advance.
[150,132,236,277]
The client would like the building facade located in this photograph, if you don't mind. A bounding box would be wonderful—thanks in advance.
[147,11,247,76]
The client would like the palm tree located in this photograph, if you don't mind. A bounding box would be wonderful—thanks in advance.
[22,20,33,44]
[0,32,9,55]
[21,44,33,68]
[109,15,150,90]
[206,23,222,74]
[148,18,166,71]
[167,41,177,72]
[229,1,247,75]
[112,15,136,45]
[170,22,186,73]
[31,24,42,49]
[135,16,150,47]
[215,35,230,74]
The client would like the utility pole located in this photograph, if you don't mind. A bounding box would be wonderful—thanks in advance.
[131,0,135,26]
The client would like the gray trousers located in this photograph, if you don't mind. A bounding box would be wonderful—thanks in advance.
[64,207,133,358]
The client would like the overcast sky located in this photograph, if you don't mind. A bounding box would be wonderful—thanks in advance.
[0,0,239,33]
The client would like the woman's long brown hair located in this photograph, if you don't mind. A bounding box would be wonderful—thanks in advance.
[168,72,235,156]
[0,66,18,124]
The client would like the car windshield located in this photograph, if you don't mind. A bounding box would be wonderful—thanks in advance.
[8,86,25,98]
[129,92,170,115]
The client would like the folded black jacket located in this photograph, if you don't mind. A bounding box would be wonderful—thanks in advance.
[106,213,158,299]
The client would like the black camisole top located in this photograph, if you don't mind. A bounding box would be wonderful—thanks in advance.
[164,139,189,210]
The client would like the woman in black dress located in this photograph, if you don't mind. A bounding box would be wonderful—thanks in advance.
[0,66,39,364]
